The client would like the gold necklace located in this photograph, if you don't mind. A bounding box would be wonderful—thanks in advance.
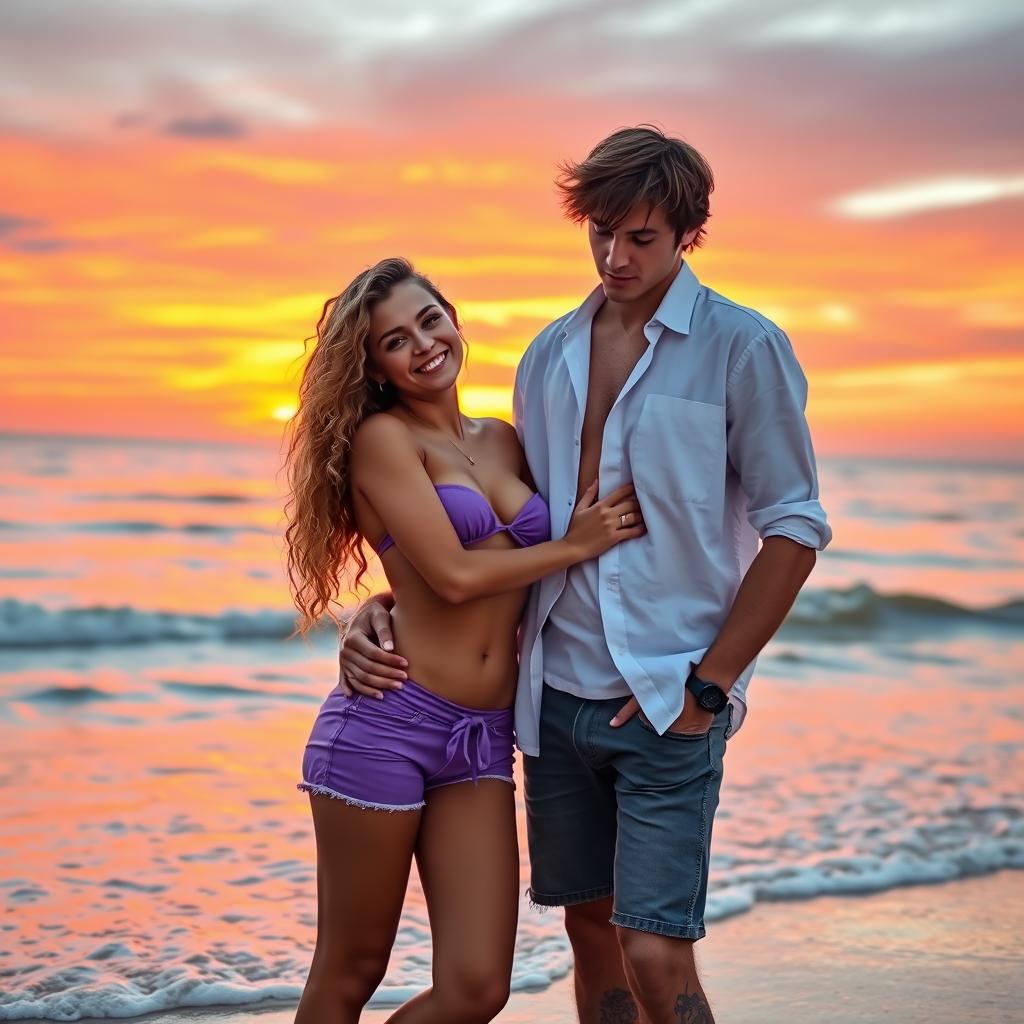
[405,409,475,465]
[448,437,475,465]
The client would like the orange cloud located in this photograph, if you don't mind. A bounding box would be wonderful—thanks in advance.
[0,8,1021,462]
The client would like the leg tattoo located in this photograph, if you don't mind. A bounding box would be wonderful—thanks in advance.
[674,983,713,1024]
[599,986,640,1024]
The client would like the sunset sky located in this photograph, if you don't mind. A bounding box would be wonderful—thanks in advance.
[1,0,1021,459]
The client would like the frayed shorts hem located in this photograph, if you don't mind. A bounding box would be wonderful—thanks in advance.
[610,910,706,940]
[423,774,515,793]
[527,884,613,909]
[296,782,425,812]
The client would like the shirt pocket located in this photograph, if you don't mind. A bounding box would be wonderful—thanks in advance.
[629,394,725,508]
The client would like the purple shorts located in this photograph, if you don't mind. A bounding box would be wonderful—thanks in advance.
[297,679,515,811]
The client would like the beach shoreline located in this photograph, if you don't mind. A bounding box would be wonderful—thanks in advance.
[74,869,1023,1024]
[4,442,1021,1024]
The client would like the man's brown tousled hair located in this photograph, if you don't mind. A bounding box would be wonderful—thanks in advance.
[556,125,714,250]
[283,257,459,635]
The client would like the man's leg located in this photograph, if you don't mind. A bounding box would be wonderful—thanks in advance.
[523,686,623,1023]
[618,930,711,1024]
[564,896,638,1023]
[607,704,731,1024]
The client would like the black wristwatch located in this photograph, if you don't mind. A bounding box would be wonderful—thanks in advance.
[685,670,729,714]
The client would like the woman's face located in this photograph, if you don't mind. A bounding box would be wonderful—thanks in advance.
[366,280,463,398]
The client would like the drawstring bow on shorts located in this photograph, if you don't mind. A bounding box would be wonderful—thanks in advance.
[446,716,492,784]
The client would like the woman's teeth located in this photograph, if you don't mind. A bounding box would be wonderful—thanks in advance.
[416,350,448,374]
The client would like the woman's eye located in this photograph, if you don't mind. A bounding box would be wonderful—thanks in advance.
[424,314,440,327]
[634,239,653,247]
[387,337,405,350]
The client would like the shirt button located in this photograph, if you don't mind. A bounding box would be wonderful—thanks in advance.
[574,437,580,445]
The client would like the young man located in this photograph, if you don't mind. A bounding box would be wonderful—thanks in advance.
[340,126,831,1023]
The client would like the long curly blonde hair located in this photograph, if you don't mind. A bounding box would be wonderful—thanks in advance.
[283,257,459,634]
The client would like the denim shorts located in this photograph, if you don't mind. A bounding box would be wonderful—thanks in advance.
[524,684,730,940]
[297,680,515,811]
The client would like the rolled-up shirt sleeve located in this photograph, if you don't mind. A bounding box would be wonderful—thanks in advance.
[726,330,832,550]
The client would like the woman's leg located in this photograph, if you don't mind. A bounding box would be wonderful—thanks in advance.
[295,794,422,1024]
[386,779,519,1024]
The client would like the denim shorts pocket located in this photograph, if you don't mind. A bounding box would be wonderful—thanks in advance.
[302,704,353,784]
[353,695,422,725]
[636,712,712,741]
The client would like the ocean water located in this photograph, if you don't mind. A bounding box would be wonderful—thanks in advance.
[0,435,1021,1021]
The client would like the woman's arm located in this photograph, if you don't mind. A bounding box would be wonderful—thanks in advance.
[351,415,642,605]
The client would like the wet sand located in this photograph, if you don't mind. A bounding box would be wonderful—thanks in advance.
[79,870,1023,1024]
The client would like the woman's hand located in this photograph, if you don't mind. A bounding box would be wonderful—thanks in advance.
[564,480,645,560]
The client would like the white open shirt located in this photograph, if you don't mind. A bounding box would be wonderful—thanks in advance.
[512,262,832,756]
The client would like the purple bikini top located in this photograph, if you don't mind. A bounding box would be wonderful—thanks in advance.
[374,483,551,556]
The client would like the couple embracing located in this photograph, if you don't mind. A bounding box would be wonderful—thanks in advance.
[284,125,831,1024]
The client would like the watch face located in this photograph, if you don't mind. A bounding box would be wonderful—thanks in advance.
[698,689,720,711]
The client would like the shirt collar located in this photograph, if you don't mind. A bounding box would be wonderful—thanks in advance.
[560,261,702,340]
[561,282,606,339]
[649,261,701,336]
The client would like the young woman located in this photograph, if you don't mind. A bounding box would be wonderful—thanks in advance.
[284,257,645,1024]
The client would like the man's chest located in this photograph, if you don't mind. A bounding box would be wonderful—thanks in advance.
[575,328,649,491]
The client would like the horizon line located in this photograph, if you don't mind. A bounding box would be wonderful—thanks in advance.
[2,428,1022,471]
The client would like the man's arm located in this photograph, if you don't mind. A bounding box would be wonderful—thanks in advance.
[694,535,815,688]
[706,326,830,690]
[610,537,816,728]
[613,328,830,729]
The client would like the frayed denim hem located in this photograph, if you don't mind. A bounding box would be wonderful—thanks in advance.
[423,774,516,793]
[610,910,706,940]
[527,884,613,912]
[296,782,425,812]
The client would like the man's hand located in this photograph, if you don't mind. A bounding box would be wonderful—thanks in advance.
[609,696,641,727]
[338,601,408,699]
[609,689,715,734]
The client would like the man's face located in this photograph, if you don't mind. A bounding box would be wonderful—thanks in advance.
[588,204,697,303]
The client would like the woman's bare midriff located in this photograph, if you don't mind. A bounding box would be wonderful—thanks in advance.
[382,533,529,711]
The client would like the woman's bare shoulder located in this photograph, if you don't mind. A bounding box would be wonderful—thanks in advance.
[352,411,414,454]
[477,416,520,449]
[350,414,425,489]
[476,417,528,478]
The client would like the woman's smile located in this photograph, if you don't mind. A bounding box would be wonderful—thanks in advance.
[414,349,449,374]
